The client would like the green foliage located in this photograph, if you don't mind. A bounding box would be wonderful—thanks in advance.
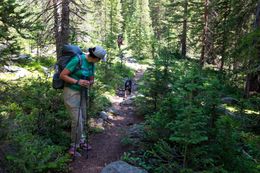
[210,116,251,172]
[88,61,134,116]
[0,58,72,172]
[133,56,259,172]
[6,133,70,173]
[122,0,153,59]
[88,88,111,117]
[0,0,40,63]
[95,62,134,94]
[35,56,56,67]
[121,136,133,146]
[0,76,71,172]
[0,51,134,172]
[121,151,153,171]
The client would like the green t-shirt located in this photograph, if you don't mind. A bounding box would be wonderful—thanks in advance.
[65,54,95,91]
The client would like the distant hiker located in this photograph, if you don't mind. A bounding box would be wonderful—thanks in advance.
[117,34,123,49]
[124,78,132,99]
[60,46,107,157]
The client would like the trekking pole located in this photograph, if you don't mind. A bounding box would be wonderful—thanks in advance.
[73,87,83,161]
[84,85,89,159]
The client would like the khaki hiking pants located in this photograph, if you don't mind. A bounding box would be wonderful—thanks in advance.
[63,87,88,147]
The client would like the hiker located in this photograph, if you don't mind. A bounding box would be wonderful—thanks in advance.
[60,46,107,156]
[124,78,132,99]
[117,34,123,49]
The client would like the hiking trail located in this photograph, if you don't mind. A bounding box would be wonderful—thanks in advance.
[70,60,147,173]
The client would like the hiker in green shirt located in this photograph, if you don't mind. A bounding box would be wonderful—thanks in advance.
[60,46,107,157]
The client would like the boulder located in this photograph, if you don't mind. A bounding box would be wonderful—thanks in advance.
[217,106,245,121]
[221,97,239,105]
[3,65,21,72]
[128,124,145,139]
[89,118,105,131]
[101,161,148,173]
[99,111,116,122]
[0,44,8,51]
[100,111,109,120]
[128,58,137,63]
[124,123,145,146]
[96,118,105,129]
[107,107,120,115]
[120,99,133,106]
[2,65,31,79]
[11,54,33,62]
[18,54,29,59]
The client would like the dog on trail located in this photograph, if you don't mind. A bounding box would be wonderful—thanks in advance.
[124,78,132,99]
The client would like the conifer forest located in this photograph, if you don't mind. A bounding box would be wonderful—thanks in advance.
[0,0,260,172]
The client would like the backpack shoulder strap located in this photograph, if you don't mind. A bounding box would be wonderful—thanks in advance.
[71,54,82,74]
[91,63,94,75]
[77,54,82,67]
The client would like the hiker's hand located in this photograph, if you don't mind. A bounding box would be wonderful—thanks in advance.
[89,80,94,85]
[79,79,90,87]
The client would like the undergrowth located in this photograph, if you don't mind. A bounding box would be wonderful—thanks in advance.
[0,57,134,172]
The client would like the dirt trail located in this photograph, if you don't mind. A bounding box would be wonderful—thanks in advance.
[71,67,145,173]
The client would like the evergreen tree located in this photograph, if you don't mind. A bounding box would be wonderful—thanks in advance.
[245,0,260,96]
[0,0,34,60]
[127,0,153,59]
[163,0,204,57]
[88,0,123,62]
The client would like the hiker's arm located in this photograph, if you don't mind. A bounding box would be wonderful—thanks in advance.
[60,69,90,87]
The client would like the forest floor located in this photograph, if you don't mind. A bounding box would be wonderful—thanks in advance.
[70,60,147,173]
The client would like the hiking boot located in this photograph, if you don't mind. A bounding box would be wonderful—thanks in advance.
[79,139,92,150]
[68,146,81,157]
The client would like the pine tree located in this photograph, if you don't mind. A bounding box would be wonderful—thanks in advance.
[0,0,34,59]
[245,0,260,96]
[164,0,204,58]
[29,0,95,58]
[127,0,153,59]
[84,0,123,62]
[200,0,209,66]
[208,0,256,70]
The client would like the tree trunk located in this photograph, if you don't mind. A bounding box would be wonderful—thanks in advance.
[220,24,227,71]
[183,144,188,168]
[53,0,70,59]
[245,0,260,97]
[200,0,209,66]
[219,0,231,71]
[53,0,62,59]
[60,0,70,46]
[181,0,188,58]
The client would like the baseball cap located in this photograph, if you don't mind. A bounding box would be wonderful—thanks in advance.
[92,46,107,62]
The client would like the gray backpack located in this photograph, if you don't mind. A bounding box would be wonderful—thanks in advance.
[52,45,83,89]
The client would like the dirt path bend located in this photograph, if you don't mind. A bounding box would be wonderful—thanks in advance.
[71,66,145,173]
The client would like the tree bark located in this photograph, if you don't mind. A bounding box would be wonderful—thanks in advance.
[245,0,260,97]
[181,0,188,58]
[60,0,70,46]
[219,0,231,71]
[53,0,62,59]
[53,0,70,59]
[200,0,209,66]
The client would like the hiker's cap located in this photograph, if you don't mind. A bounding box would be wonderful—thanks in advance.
[93,46,107,62]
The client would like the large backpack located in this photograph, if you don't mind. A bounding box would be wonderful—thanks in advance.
[52,45,83,89]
